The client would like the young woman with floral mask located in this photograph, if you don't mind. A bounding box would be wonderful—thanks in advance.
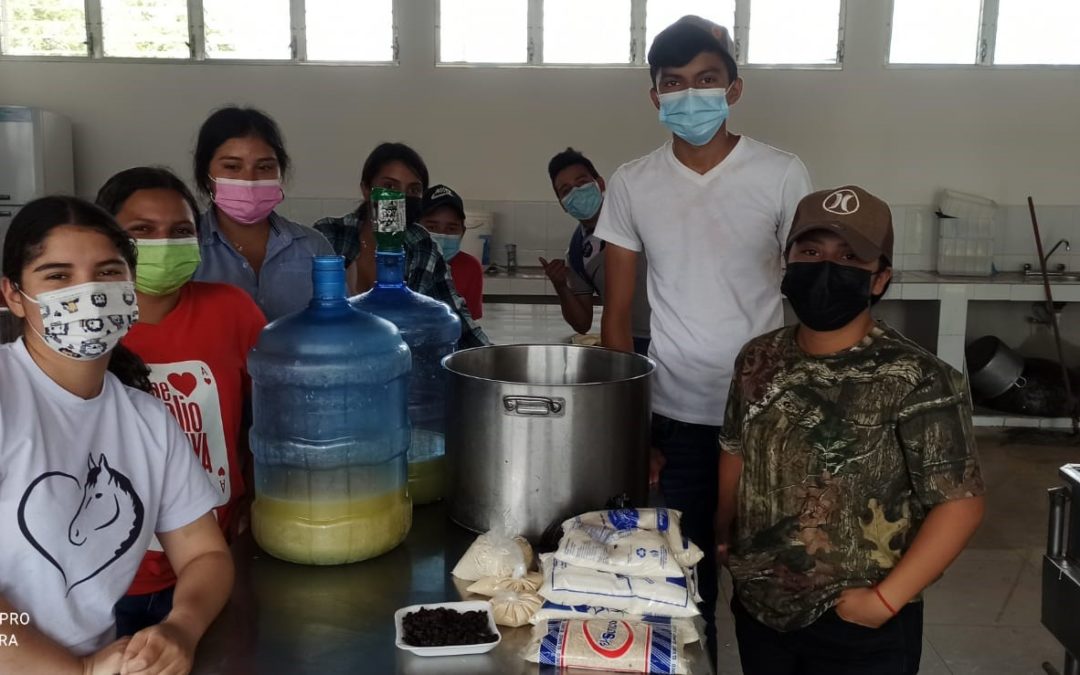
[96,167,266,640]
[191,107,334,321]
[0,196,232,675]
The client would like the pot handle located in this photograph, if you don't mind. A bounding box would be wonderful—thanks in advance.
[503,396,564,416]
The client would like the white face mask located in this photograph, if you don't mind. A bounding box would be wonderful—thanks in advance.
[20,281,139,360]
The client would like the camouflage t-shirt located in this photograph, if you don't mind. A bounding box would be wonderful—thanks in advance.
[720,322,984,632]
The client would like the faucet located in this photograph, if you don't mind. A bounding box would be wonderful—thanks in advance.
[1044,239,1071,269]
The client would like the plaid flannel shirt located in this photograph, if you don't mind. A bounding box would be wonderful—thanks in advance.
[313,210,490,348]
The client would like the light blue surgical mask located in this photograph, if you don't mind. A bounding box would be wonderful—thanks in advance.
[430,233,462,261]
[561,181,604,222]
[658,87,729,146]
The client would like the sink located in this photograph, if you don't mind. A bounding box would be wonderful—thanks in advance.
[1024,273,1080,283]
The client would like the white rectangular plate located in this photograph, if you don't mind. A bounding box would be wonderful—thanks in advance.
[394,600,501,657]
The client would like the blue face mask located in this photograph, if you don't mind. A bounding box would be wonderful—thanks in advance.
[561,181,604,222]
[430,233,462,261]
[657,87,730,146]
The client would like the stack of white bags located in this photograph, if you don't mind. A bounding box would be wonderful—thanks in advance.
[523,508,705,674]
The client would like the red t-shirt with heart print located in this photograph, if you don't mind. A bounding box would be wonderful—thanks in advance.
[122,281,266,595]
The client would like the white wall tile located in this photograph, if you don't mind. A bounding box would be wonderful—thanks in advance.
[938,286,970,335]
[890,206,908,255]
[995,255,1030,274]
[901,282,939,300]
[483,278,511,294]
[904,253,934,271]
[289,198,330,226]
[516,248,547,269]
[904,206,935,256]
[547,202,577,251]
[322,198,358,217]
[1002,205,1036,258]
[510,202,550,252]
[936,334,966,371]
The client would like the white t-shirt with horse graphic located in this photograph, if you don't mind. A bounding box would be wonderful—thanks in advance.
[0,340,219,655]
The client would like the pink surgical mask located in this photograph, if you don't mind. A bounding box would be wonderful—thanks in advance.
[211,176,284,224]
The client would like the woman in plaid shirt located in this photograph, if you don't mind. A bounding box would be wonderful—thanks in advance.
[314,142,489,348]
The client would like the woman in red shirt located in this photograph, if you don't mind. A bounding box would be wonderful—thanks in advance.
[96,167,266,636]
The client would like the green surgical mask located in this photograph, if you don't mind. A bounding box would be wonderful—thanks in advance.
[135,238,201,296]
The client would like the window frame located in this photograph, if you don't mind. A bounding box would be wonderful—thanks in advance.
[885,0,1080,69]
[435,0,847,70]
[0,0,399,65]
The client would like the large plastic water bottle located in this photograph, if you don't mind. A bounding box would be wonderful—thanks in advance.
[248,256,413,565]
[352,249,460,505]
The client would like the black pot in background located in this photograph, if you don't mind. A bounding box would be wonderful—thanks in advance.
[983,358,1080,418]
[966,336,1026,400]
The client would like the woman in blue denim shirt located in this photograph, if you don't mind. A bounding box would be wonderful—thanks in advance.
[191,107,333,321]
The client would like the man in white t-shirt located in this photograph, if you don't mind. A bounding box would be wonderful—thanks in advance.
[596,16,813,662]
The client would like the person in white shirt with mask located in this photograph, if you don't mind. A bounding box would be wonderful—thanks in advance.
[0,196,232,675]
[596,16,813,664]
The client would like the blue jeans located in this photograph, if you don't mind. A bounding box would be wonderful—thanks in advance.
[114,586,175,637]
[652,413,721,665]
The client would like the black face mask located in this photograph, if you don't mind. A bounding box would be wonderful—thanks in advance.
[781,261,874,332]
[405,196,423,226]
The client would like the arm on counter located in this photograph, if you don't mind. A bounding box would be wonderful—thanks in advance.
[0,593,129,675]
[837,496,985,628]
[600,243,638,353]
[540,257,595,335]
[121,513,233,675]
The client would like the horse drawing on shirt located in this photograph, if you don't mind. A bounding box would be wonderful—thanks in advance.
[18,453,145,596]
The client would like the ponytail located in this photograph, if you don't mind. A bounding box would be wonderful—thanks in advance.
[108,344,152,393]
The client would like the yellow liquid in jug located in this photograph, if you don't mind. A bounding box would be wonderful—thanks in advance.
[408,455,445,506]
[252,488,412,565]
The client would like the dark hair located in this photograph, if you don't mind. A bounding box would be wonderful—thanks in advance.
[193,106,290,197]
[547,148,600,187]
[360,142,430,191]
[95,166,200,226]
[2,196,151,392]
[648,22,738,86]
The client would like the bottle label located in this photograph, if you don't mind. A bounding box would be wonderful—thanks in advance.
[371,187,406,251]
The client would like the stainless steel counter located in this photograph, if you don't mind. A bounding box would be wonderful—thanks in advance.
[193,504,715,675]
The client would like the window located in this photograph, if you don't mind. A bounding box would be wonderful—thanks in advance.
[203,0,291,60]
[748,0,842,64]
[0,0,86,56]
[1,0,398,61]
[306,0,394,62]
[645,0,735,58]
[439,0,527,64]
[543,0,631,64]
[995,0,1080,65]
[101,0,188,59]
[889,0,981,64]
[890,0,1080,66]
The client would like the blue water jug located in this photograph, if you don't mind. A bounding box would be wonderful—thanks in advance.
[248,256,412,565]
[351,249,460,505]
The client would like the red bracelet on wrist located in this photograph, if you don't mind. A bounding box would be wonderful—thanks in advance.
[874,586,898,616]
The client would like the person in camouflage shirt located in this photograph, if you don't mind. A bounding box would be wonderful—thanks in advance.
[717,186,985,675]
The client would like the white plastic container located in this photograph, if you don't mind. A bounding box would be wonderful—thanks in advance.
[462,211,494,265]
[936,190,997,276]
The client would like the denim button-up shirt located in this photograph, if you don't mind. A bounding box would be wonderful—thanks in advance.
[194,209,335,322]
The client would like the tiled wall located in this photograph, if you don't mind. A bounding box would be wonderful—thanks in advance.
[279,198,1080,274]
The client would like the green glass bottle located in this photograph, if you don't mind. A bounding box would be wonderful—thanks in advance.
[371,187,406,251]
